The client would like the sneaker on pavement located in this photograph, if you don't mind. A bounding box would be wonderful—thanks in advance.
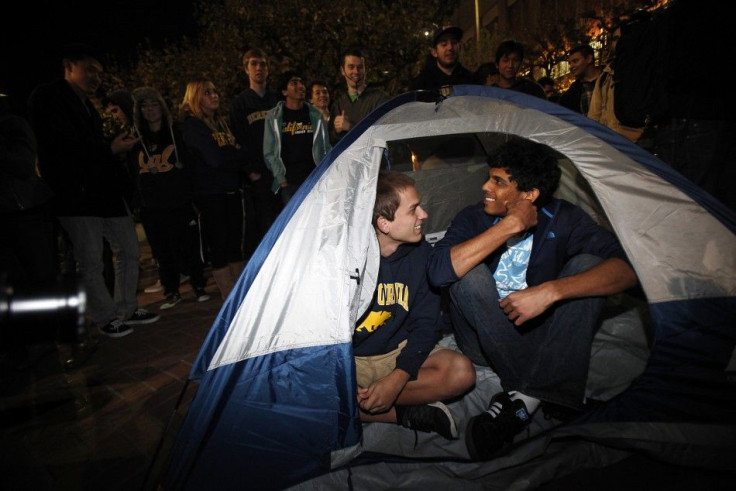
[126,308,160,325]
[465,392,531,461]
[98,319,133,338]
[160,292,182,310]
[144,280,163,294]
[398,401,458,440]
[194,288,211,302]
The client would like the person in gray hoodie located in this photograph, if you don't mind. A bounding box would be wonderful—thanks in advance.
[131,86,210,309]
[263,71,331,205]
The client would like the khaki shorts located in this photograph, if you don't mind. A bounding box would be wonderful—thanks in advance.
[355,340,443,388]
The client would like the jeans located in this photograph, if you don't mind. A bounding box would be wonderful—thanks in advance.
[449,254,605,409]
[59,215,140,327]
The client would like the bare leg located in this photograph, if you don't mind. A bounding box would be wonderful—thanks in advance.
[359,349,475,423]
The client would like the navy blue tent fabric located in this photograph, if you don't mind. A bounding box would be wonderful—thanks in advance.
[578,297,736,424]
[165,344,359,490]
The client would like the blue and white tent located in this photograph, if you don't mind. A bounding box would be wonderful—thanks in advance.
[161,86,736,490]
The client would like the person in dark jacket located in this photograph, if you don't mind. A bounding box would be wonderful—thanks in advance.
[27,43,159,339]
[495,40,546,99]
[353,170,475,440]
[180,77,248,300]
[229,48,282,259]
[426,138,637,460]
[131,86,210,309]
[410,26,476,91]
[2,90,104,371]
[558,44,601,114]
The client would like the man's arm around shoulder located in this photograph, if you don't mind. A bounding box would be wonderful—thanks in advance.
[427,200,538,287]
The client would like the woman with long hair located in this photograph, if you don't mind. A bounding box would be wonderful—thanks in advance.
[180,77,248,300]
[131,86,210,309]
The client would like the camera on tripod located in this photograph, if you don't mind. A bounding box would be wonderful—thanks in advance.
[0,276,86,344]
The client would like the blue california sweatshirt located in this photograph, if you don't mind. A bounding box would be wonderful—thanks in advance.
[353,240,441,380]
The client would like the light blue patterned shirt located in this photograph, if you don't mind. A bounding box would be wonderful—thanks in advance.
[494,234,533,298]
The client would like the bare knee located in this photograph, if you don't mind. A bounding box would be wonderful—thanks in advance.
[431,350,476,397]
[447,352,476,395]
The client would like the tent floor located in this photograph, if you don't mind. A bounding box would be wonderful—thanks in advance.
[539,453,734,490]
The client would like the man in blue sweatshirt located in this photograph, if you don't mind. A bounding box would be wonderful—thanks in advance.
[427,138,637,459]
[353,170,475,440]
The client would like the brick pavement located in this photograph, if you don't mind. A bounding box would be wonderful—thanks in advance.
[0,236,222,490]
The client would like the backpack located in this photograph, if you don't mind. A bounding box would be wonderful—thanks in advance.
[612,9,671,128]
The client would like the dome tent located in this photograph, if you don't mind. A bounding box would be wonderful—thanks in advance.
[161,86,736,490]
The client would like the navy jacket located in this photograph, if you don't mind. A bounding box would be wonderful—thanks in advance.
[353,240,441,380]
[427,199,628,288]
[410,59,476,91]
[27,79,128,217]
[181,116,247,196]
[229,87,278,185]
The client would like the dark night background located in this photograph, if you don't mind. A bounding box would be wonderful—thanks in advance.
[1,1,198,115]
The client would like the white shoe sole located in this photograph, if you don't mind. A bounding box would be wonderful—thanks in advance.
[126,314,161,325]
[160,299,182,310]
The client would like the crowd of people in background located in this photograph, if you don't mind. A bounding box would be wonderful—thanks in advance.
[1,7,730,373]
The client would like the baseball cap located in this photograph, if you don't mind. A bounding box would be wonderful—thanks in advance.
[432,26,463,46]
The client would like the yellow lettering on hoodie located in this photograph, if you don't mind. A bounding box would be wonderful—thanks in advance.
[376,283,409,311]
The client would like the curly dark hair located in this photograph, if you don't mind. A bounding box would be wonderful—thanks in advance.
[487,138,561,206]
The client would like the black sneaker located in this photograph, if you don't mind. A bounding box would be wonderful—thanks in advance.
[465,392,531,460]
[126,308,160,325]
[194,288,211,303]
[398,401,458,440]
[98,319,133,338]
[160,292,182,310]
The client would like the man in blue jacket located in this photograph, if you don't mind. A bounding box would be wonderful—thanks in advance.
[354,170,475,440]
[427,138,637,459]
